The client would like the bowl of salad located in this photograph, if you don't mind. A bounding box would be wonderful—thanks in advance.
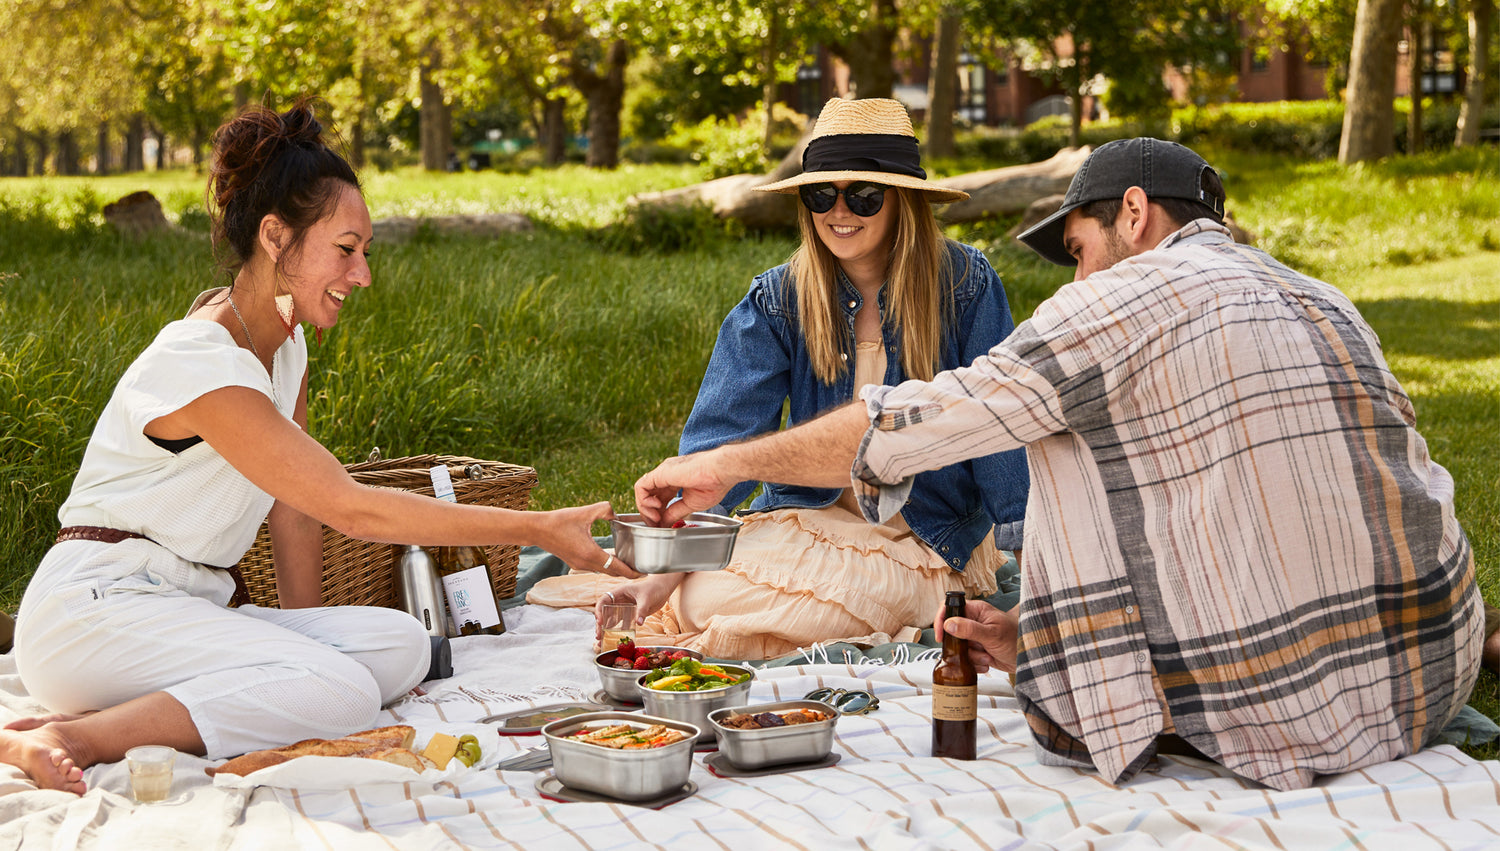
[636,658,754,743]
[594,641,703,704]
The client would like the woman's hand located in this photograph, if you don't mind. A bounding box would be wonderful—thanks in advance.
[934,599,1018,675]
[532,502,643,579]
[594,574,683,637]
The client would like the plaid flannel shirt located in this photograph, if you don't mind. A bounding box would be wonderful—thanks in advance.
[854,221,1483,790]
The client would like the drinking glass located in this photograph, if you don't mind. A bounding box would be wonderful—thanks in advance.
[126,745,176,803]
[598,595,636,652]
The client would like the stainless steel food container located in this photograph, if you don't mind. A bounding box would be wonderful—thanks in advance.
[594,646,703,704]
[708,699,839,770]
[610,512,743,574]
[541,711,700,801]
[637,665,754,742]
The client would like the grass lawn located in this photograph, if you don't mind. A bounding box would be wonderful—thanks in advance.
[1,148,1496,758]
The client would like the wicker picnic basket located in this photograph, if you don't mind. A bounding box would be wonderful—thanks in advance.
[233,454,537,609]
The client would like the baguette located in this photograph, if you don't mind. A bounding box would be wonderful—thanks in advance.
[209,725,422,777]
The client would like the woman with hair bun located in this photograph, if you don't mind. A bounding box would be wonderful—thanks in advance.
[0,100,624,794]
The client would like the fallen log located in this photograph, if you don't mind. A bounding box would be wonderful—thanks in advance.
[625,134,810,230]
[629,140,1092,230]
[934,147,1091,224]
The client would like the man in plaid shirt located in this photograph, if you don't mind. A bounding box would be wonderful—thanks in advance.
[635,138,1486,790]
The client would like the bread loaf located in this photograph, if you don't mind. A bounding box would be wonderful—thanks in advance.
[208,725,423,777]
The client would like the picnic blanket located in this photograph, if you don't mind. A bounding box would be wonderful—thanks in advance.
[3,603,1500,849]
[3,542,1499,850]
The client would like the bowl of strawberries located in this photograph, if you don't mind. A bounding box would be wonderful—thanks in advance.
[594,640,703,704]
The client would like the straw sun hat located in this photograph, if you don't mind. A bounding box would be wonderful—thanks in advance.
[757,98,969,204]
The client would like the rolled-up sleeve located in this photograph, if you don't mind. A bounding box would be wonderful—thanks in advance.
[851,328,1069,526]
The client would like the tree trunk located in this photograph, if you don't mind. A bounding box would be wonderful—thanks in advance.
[9,131,26,176]
[761,2,781,157]
[125,114,146,172]
[541,96,567,166]
[95,123,111,175]
[33,133,50,176]
[925,9,961,159]
[1341,0,1404,164]
[1456,0,1493,147]
[1408,0,1423,154]
[349,113,366,170]
[573,38,628,169]
[192,119,208,171]
[831,0,897,98]
[56,131,80,175]
[1068,61,1085,148]
[419,48,453,172]
[153,123,168,170]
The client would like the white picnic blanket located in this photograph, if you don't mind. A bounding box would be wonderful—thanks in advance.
[2,604,1499,850]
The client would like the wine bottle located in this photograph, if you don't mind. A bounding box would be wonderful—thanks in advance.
[428,464,506,637]
[932,590,977,759]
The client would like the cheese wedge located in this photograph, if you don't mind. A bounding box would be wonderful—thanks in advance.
[423,732,460,769]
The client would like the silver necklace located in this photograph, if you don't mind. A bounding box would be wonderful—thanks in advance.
[226,291,261,360]
[225,289,281,408]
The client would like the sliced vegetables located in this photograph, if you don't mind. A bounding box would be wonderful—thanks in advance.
[640,658,751,692]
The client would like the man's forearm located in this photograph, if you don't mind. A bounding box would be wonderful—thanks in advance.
[717,402,869,489]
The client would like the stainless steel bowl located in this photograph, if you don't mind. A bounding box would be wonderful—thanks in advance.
[594,646,703,704]
[610,512,743,574]
[708,699,839,770]
[541,711,700,801]
[637,664,754,742]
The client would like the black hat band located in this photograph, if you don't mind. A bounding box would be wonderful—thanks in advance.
[802,134,926,181]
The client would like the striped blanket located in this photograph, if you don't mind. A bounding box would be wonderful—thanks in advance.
[2,605,1498,849]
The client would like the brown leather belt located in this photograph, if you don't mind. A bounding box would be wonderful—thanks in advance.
[55,526,252,607]
[55,525,147,545]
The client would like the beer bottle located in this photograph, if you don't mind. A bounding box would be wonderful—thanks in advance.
[932,590,977,759]
[428,465,506,637]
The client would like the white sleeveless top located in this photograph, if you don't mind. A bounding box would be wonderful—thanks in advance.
[58,289,306,567]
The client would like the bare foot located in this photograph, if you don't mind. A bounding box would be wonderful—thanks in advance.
[0,726,87,794]
[5,712,89,731]
[1483,629,1500,675]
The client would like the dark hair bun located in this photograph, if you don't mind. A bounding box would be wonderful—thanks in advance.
[208,97,360,274]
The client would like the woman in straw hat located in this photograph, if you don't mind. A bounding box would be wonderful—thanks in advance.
[538,98,1028,659]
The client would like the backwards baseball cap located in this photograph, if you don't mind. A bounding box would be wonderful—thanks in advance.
[1017,137,1225,266]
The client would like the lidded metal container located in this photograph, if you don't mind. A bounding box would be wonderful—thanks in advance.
[708,699,839,769]
[609,512,742,574]
[541,711,699,801]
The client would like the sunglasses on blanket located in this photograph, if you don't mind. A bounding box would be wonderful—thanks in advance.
[803,687,880,715]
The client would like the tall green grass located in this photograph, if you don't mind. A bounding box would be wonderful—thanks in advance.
[1,153,1497,756]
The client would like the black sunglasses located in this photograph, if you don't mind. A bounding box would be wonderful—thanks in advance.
[798,181,888,217]
[803,687,880,715]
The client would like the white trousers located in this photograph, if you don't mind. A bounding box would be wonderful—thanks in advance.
[15,539,430,758]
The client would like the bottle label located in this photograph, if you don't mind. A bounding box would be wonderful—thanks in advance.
[932,684,977,721]
[429,465,458,503]
[441,565,502,629]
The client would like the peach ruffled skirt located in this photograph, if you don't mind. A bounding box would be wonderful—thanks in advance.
[527,503,1001,660]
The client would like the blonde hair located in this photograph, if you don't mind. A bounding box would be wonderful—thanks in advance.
[787,187,958,385]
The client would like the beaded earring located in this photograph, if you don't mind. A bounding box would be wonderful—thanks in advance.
[274,291,296,337]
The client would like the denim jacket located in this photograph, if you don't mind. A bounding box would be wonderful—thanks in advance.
[680,240,1028,570]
